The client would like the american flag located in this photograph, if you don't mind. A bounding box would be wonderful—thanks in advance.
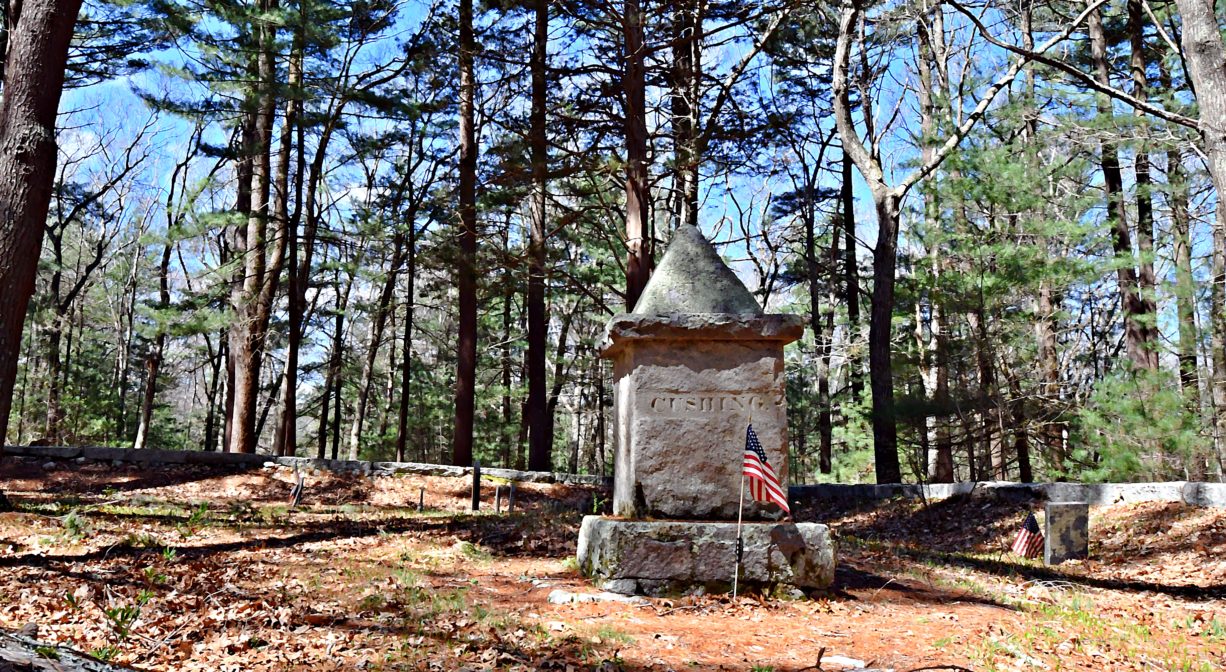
[743,424,790,515]
[1011,511,1044,559]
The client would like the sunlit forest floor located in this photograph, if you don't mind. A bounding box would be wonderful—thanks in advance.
[1,459,1224,671]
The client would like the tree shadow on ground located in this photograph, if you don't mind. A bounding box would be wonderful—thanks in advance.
[2,461,266,499]
[883,543,1226,600]
[804,493,1038,555]
[833,560,1019,611]
[1091,501,1225,561]
[0,509,586,572]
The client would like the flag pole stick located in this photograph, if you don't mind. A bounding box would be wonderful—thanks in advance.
[733,471,745,599]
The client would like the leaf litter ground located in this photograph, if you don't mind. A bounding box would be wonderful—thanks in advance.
[1,459,1224,671]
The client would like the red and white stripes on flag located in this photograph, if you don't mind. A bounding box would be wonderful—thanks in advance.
[743,424,790,515]
[1011,511,1045,559]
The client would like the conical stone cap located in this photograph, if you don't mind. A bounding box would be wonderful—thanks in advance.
[632,225,763,316]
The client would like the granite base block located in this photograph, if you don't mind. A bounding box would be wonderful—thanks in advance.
[576,516,835,597]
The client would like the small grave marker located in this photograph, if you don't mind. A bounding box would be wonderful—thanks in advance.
[1044,501,1089,565]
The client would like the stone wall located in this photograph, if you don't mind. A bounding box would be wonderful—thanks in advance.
[789,480,1226,507]
[6,443,1223,508]
[1,444,609,486]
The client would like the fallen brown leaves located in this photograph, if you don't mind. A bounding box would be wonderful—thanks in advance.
[0,460,1224,671]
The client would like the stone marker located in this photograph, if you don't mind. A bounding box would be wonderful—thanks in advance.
[576,225,835,596]
[1044,501,1089,565]
[602,225,804,520]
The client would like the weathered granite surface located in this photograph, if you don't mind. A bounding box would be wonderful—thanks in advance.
[1044,502,1089,565]
[631,225,762,316]
[600,227,803,520]
[576,516,835,596]
[605,326,800,519]
[1,629,136,671]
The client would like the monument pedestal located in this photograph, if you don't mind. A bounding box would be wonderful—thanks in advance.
[581,225,838,597]
[577,516,835,597]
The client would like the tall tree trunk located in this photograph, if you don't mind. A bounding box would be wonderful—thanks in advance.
[347,238,404,460]
[969,307,1002,479]
[229,3,283,454]
[0,0,83,443]
[916,16,953,483]
[1022,0,1060,474]
[133,242,172,450]
[1173,0,1226,477]
[526,0,551,472]
[1128,0,1159,370]
[319,271,353,460]
[1155,61,1198,413]
[452,0,478,468]
[500,227,514,467]
[671,0,701,229]
[203,331,225,452]
[623,0,652,308]
[395,214,419,463]
[841,150,862,404]
[1088,0,1148,371]
[273,18,305,457]
[805,171,833,474]
[867,193,903,483]
[1170,146,1199,402]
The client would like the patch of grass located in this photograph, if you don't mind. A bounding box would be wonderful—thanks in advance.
[594,625,634,645]
[454,540,491,561]
[59,509,91,540]
[33,645,59,660]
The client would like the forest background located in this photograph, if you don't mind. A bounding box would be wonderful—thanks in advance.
[3,0,1225,486]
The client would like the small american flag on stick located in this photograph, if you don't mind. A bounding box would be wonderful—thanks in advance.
[1011,511,1044,559]
[743,424,790,515]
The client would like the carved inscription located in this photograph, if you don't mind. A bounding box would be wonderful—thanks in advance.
[645,392,782,416]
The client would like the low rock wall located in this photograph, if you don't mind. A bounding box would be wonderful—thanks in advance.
[789,480,1226,507]
[1,444,609,486]
[6,444,1223,506]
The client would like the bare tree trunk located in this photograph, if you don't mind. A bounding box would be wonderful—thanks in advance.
[1088,0,1149,371]
[841,150,862,404]
[1172,0,1226,477]
[322,271,354,460]
[624,0,652,308]
[133,242,172,450]
[452,0,478,467]
[805,167,833,474]
[866,194,903,483]
[1128,0,1159,370]
[347,238,403,460]
[526,0,551,471]
[500,226,514,467]
[203,331,224,452]
[0,0,82,443]
[1170,149,1199,398]
[395,212,419,463]
[229,2,284,454]
[273,18,305,457]
[670,0,701,229]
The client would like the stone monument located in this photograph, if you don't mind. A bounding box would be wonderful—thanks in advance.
[576,225,836,596]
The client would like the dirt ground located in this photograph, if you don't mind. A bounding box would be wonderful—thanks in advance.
[1,458,1224,671]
